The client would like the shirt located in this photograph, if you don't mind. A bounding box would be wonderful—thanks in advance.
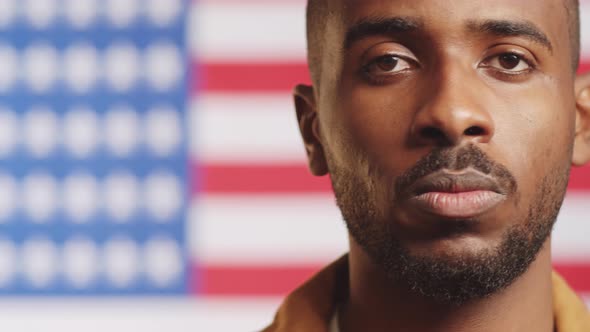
[262,255,590,332]
[329,307,339,332]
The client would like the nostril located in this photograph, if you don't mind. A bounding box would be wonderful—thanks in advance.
[420,126,445,140]
[464,126,485,136]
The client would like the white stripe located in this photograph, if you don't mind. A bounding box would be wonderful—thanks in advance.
[581,2,590,60]
[190,2,307,62]
[190,2,590,64]
[0,297,281,332]
[189,194,348,265]
[190,193,590,266]
[552,193,590,262]
[191,94,307,163]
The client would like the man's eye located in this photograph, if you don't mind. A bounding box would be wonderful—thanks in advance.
[485,53,531,72]
[365,55,412,74]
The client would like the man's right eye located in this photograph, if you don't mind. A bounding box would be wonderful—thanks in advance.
[364,55,413,76]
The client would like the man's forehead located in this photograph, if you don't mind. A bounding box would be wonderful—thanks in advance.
[335,0,565,17]
[332,0,566,36]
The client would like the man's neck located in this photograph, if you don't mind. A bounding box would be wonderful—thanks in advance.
[340,241,554,332]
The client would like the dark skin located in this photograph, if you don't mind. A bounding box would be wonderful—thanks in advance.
[295,0,590,331]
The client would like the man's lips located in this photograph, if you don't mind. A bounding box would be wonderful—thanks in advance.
[404,170,508,219]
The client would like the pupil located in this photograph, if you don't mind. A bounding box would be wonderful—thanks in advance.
[499,54,520,69]
[378,56,399,71]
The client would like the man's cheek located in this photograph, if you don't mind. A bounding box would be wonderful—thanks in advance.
[497,100,571,200]
[326,103,384,163]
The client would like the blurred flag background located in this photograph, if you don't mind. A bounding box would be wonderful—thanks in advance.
[0,0,586,331]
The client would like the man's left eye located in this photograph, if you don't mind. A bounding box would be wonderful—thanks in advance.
[485,53,531,72]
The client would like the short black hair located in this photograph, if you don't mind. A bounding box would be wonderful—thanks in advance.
[306,0,580,86]
[567,0,581,70]
[306,0,329,86]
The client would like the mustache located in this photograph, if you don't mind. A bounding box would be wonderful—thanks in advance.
[394,144,518,196]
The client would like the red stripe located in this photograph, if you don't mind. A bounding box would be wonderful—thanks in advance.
[553,263,590,293]
[194,163,590,194]
[195,0,303,3]
[578,62,590,75]
[195,163,332,194]
[194,264,322,296]
[568,165,590,191]
[194,263,590,296]
[196,62,311,92]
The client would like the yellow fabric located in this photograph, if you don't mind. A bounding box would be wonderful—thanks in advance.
[263,255,590,332]
[552,272,590,332]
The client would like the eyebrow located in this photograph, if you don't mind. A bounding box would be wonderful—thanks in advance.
[467,19,553,52]
[343,17,553,54]
[343,16,423,49]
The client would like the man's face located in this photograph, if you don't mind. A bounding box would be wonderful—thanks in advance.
[306,0,578,303]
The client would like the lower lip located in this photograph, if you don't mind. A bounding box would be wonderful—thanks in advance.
[408,190,505,219]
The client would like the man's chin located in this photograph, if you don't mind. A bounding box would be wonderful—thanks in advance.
[365,224,547,305]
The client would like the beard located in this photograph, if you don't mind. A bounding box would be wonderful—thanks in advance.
[329,145,570,305]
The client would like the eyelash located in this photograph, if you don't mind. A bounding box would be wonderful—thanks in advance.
[480,52,537,77]
[361,54,417,85]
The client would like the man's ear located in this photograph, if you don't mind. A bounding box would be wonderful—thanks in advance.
[573,72,590,166]
[294,84,328,176]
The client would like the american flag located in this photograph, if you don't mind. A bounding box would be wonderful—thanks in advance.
[0,0,587,331]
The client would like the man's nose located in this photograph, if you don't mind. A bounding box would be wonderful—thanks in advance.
[409,71,495,147]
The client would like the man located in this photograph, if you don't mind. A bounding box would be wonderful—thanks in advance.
[263,0,590,331]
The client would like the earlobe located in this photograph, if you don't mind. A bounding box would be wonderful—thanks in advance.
[572,73,590,166]
[293,84,329,176]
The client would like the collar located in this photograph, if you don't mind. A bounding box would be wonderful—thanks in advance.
[263,255,590,332]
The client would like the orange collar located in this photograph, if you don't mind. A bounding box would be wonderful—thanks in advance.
[552,272,590,331]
